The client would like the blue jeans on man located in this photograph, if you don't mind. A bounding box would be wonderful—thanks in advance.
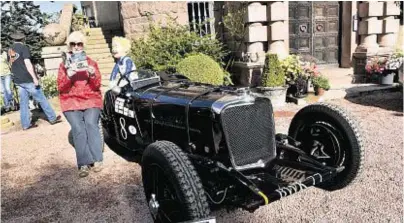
[17,82,58,129]
[64,108,103,168]
[1,74,13,109]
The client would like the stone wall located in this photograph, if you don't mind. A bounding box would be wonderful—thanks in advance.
[120,1,188,39]
[353,1,400,82]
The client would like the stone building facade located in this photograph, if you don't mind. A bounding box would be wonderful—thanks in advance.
[81,1,402,84]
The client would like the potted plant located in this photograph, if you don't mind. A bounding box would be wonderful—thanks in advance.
[280,54,317,98]
[386,49,404,83]
[256,53,287,107]
[365,56,395,85]
[312,75,330,96]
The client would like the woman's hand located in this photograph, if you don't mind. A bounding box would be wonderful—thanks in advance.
[67,68,76,78]
[88,66,96,77]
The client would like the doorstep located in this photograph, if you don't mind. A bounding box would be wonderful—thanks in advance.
[322,83,401,100]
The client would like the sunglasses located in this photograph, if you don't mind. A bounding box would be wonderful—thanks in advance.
[69,42,83,47]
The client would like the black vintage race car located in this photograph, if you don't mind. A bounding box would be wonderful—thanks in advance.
[100,70,363,223]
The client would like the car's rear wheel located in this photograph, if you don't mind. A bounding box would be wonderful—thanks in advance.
[288,103,364,191]
[68,119,105,152]
[142,141,210,223]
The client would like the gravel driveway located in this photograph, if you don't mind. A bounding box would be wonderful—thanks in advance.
[1,92,402,223]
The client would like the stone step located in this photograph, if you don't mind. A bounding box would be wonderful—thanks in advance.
[85,43,109,50]
[87,35,105,40]
[100,68,113,75]
[1,116,10,125]
[88,53,112,60]
[89,28,102,32]
[87,39,107,45]
[323,83,401,100]
[102,75,110,80]
[98,63,115,70]
[88,28,103,34]
[86,48,111,54]
[94,58,115,64]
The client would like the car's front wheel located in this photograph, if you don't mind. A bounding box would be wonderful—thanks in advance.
[141,141,210,223]
[288,103,364,191]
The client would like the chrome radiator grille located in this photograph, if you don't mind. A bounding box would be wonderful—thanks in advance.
[220,99,276,170]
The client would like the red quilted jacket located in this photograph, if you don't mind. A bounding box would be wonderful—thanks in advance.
[57,57,103,112]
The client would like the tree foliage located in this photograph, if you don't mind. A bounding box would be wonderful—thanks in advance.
[1,1,46,62]
[130,17,228,73]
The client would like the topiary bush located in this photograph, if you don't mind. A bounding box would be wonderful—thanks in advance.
[130,17,228,73]
[176,53,225,85]
[261,54,286,87]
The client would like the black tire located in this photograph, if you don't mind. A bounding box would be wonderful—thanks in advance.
[68,119,105,153]
[142,141,210,223]
[288,103,364,191]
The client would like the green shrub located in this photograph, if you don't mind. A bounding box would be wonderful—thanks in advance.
[312,75,330,90]
[41,74,58,98]
[176,54,224,85]
[261,54,286,87]
[280,55,303,82]
[130,17,228,73]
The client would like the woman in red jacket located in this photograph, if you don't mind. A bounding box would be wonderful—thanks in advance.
[58,31,103,178]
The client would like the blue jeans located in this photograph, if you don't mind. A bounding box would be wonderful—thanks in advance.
[64,108,103,167]
[1,74,13,108]
[17,83,57,129]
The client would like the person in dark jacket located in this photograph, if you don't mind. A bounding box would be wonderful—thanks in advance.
[58,31,103,178]
[7,30,61,130]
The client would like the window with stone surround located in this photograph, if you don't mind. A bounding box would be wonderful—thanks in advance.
[187,2,215,37]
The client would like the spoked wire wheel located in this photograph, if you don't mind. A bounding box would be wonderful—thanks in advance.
[297,121,345,168]
[288,103,364,190]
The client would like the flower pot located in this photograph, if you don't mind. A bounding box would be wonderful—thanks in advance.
[287,77,309,98]
[314,87,325,96]
[379,72,395,85]
[255,86,287,107]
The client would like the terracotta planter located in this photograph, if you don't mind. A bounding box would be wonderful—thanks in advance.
[314,87,325,96]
